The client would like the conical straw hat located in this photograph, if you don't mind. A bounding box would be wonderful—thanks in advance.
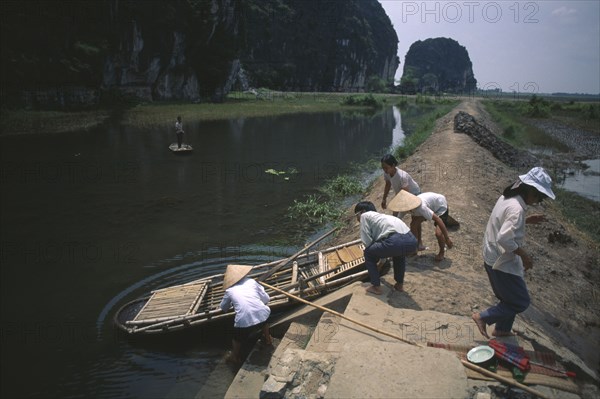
[223,264,253,290]
[388,190,422,212]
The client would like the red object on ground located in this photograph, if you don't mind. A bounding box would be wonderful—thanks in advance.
[488,339,531,371]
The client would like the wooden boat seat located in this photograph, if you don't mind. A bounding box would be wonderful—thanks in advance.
[132,281,209,324]
[320,243,365,281]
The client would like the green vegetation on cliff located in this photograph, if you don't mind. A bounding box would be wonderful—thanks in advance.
[400,38,477,95]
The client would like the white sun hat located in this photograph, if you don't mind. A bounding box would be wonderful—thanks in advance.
[519,167,555,200]
[223,264,253,290]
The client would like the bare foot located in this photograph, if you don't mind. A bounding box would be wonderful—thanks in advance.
[418,245,427,251]
[492,329,517,337]
[366,285,383,295]
[434,253,445,262]
[472,313,489,339]
[225,353,242,366]
[394,283,404,292]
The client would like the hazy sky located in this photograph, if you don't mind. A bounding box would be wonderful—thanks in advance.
[379,0,600,94]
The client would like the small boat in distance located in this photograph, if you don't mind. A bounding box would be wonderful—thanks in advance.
[114,240,367,336]
[169,143,193,153]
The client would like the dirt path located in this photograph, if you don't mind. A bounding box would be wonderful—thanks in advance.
[334,98,599,379]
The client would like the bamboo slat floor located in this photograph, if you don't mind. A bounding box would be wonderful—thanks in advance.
[133,281,209,322]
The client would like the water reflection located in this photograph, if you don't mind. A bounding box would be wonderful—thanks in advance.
[391,106,405,148]
[0,107,399,398]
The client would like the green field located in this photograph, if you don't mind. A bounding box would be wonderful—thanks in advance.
[2,91,412,134]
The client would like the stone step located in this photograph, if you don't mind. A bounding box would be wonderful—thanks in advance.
[224,285,355,399]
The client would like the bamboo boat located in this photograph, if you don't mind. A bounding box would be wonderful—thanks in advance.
[114,239,367,335]
[169,143,193,153]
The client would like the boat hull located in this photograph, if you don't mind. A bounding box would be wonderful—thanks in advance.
[169,143,193,153]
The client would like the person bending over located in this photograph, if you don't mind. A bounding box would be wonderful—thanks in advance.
[355,201,418,295]
[220,264,272,365]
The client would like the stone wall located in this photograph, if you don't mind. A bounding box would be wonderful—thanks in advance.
[453,111,538,168]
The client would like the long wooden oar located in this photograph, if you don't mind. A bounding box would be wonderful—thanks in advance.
[259,281,421,347]
[261,281,550,399]
[257,227,337,282]
[461,360,550,399]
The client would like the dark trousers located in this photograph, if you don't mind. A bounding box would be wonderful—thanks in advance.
[176,132,183,148]
[364,232,417,286]
[480,263,531,333]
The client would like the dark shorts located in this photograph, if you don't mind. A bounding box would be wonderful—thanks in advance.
[233,321,267,342]
[434,209,449,227]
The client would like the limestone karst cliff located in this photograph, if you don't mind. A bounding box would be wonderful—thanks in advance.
[400,37,477,94]
[1,0,398,109]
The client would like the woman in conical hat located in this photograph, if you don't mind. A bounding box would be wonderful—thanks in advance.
[472,167,555,339]
[220,264,272,365]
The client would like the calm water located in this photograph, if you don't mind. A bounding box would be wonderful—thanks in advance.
[0,107,400,398]
[558,159,600,202]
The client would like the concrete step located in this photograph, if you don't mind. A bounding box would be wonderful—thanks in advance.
[224,284,356,399]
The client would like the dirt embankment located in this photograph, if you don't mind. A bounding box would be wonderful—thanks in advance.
[333,99,599,378]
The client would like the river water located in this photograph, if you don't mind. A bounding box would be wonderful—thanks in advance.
[1,107,401,398]
[558,159,600,202]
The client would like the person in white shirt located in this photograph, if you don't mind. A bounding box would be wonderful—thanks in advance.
[355,201,418,295]
[380,154,421,214]
[220,264,272,365]
[389,191,454,261]
[472,167,555,339]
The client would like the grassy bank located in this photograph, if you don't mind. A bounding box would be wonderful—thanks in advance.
[287,96,459,231]
[0,109,111,135]
[393,96,458,159]
[482,98,600,243]
[553,188,600,243]
[0,91,405,135]
[482,97,599,150]
[120,92,408,128]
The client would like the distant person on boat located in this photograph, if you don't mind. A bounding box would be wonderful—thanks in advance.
[354,201,418,295]
[472,167,555,339]
[380,154,421,216]
[388,191,454,261]
[220,264,273,365]
[175,115,184,149]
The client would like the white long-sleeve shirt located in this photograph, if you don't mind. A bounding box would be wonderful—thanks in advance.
[220,277,271,327]
[359,211,411,248]
[482,195,527,277]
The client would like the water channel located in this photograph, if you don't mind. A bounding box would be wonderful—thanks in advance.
[1,107,401,398]
[1,104,596,398]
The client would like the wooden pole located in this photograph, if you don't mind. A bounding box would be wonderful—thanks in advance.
[460,360,550,399]
[261,281,551,399]
[259,281,421,347]
[257,227,338,282]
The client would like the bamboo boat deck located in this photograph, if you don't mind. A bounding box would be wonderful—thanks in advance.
[115,240,367,335]
[322,243,364,281]
[132,281,209,324]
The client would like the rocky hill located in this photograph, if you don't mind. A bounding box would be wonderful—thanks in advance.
[400,37,477,94]
[240,0,398,92]
[0,0,398,109]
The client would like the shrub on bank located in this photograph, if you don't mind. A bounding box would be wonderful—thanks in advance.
[288,175,364,227]
[341,94,379,107]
